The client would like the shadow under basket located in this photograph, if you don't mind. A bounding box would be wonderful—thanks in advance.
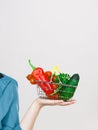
[37,82,77,101]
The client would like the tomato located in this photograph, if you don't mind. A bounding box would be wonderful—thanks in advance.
[52,75,57,82]
[27,74,36,84]
[45,71,52,79]
[51,83,58,90]
[30,78,36,84]
[26,74,33,80]
[48,94,59,99]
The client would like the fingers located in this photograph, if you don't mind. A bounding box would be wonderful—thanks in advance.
[57,100,76,106]
[38,98,76,106]
[45,99,76,106]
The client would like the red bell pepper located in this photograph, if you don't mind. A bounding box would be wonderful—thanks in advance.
[28,60,55,95]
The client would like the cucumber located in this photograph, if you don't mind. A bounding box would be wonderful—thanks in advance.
[59,74,80,101]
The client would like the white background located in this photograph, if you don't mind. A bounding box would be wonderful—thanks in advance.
[0,0,98,130]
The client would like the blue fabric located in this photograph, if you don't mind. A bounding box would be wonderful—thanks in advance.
[0,74,22,130]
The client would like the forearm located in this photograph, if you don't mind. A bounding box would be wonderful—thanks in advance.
[20,99,42,130]
[20,98,76,130]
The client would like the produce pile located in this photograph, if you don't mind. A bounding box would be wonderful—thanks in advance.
[27,60,80,101]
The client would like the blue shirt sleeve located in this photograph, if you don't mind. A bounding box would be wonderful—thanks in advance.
[0,76,22,130]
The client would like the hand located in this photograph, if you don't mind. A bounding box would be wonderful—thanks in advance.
[21,98,76,130]
[35,98,76,108]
